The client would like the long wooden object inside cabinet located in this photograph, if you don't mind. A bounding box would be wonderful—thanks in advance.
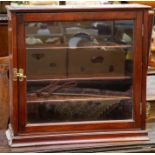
[6,4,152,149]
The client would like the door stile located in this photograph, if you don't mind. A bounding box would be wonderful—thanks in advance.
[16,14,27,132]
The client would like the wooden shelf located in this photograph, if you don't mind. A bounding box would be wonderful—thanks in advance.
[27,76,132,82]
[26,33,63,37]
[27,95,131,103]
[26,44,132,50]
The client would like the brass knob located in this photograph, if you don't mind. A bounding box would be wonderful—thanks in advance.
[18,69,26,81]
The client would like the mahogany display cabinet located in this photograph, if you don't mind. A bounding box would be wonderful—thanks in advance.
[6,4,152,149]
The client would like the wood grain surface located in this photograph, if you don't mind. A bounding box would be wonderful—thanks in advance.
[0,122,155,152]
[0,57,9,130]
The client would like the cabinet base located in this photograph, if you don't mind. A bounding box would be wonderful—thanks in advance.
[6,128,149,151]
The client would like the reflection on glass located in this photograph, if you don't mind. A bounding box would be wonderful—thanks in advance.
[25,21,133,48]
[25,20,134,123]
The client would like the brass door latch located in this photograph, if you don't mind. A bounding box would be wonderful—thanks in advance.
[13,68,26,81]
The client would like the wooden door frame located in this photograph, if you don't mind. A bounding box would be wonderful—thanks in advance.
[13,10,144,134]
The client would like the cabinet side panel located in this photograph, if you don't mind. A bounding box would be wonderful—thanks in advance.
[141,10,151,129]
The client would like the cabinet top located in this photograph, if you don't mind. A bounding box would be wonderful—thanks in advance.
[6,4,151,13]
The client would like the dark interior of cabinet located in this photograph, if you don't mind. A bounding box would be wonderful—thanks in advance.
[27,79,133,123]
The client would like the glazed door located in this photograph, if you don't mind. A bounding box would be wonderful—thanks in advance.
[16,11,143,133]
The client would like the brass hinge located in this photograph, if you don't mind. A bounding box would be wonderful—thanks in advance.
[142,24,144,36]
[140,102,142,115]
[13,68,26,81]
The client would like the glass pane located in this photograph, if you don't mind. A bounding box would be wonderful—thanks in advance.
[28,99,132,123]
[27,79,132,123]
[25,20,134,124]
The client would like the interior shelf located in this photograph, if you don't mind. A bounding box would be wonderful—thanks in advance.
[26,33,63,37]
[27,95,131,103]
[26,44,132,50]
[27,76,132,82]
